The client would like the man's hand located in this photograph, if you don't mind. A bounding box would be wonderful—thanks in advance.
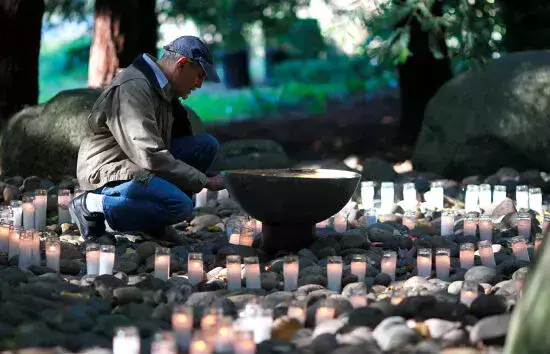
[205,174,225,191]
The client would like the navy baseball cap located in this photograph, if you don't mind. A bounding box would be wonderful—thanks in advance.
[163,36,221,83]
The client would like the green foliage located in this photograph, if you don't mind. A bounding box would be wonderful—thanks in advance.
[44,0,91,20]
[286,19,326,58]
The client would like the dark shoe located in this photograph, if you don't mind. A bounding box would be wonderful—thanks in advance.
[69,192,106,240]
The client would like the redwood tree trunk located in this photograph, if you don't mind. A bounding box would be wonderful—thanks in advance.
[396,0,453,146]
[0,0,44,123]
[88,0,157,89]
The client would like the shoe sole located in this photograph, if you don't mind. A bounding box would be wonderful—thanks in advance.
[69,199,88,240]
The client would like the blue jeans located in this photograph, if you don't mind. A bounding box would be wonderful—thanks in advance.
[96,134,219,233]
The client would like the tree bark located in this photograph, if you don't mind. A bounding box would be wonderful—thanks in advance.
[88,0,158,89]
[396,0,453,146]
[0,0,44,123]
[501,0,550,52]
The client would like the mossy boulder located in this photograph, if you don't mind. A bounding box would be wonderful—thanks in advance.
[210,139,291,171]
[412,51,550,178]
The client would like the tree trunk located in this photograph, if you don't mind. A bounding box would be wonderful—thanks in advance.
[501,0,550,52]
[0,0,44,123]
[396,0,453,146]
[88,0,158,89]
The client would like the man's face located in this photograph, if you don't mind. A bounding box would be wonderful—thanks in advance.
[172,57,206,99]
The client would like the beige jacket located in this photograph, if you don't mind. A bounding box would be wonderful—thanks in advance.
[76,55,207,192]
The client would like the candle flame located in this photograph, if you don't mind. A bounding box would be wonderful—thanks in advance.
[193,340,207,350]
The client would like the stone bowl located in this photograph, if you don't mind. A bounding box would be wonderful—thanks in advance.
[221,168,361,253]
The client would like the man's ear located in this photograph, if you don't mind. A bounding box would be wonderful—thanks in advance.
[176,57,188,68]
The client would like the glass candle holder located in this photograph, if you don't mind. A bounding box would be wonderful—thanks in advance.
[511,236,530,262]
[57,189,72,225]
[465,184,479,212]
[8,225,21,259]
[463,215,477,237]
[441,210,455,236]
[348,287,368,308]
[244,256,261,289]
[529,187,543,215]
[478,184,492,210]
[22,196,35,230]
[492,185,507,205]
[239,224,254,247]
[350,254,367,282]
[517,212,532,242]
[45,238,61,272]
[380,182,395,214]
[287,299,306,325]
[213,316,234,353]
[217,189,229,201]
[154,247,171,281]
[233,330,256,354]
[381,250,397,281]
[31,230,41,266]
[402,211,416,230]
[360,181,375,209]
[460,280,479,307]
[365,208,377,227]
[226,255,242,291]
[172,304,193,349]
[86,242,100,275]
[435,248,450,281]
[315,300,336,325]
[201,307,222,330]
[236,302,273,344]
[430,181,444,210]
[18,230,34,270]
[283,255,299,291]
[113,326,141,354]
[188,252,204,285]
[516,185,529,211]
[9,200,22,228]
[416,248,432,278]
[226,216,245,245]
[33,189,48,231]
[0,218,12,252]
[332,212,348,233]
[151,331,177,354]
[194,188,208,209]
[459,243,475,270]
[327,256,343,292]
[402,182,417,211]
[478,214,493,241]
[478,240,496,268]
[99,244,115,275]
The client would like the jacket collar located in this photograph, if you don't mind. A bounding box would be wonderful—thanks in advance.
[129,54,174,101]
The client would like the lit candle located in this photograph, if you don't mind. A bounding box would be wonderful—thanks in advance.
[460,243,475,269]
[71,186,83,223]
[517,212,532,242]
[154,247,171,281]
[57,189,72,225]
[86,243,100,275]
[365,208,377,227]
[283,255,299,291]
[226,255,242,291]
[31,230,41,266]
[402,211,416,230]
[112,326,140,354]
[511,236,530,262]
[416,248,432,278]
[8,225,20,260]
[45,238,60,272]
[18,230,33,269]
[543,215,550,235]
[430,181,444,210]
[172,304,193,349]
[350,254,367,282]
[529,188,543,215]
[380,182,394,214]
[214,317,234,353]
[151,331,177,354]
[441,210,455,236]
[516,185,529,211]
[22,196,35,230]
[381,251,397,281]
[478,214,493,241]
[460,280,478,307]
[239,227,254,247]
[9,200,22,227]
[348,288,368,308]
[332,213,347,233]
[492,185,506,205]
[465,185,479,212]
[234,330,256,354]
[99,244,115,275]
[360,181,374,209]
[478,184,492,211]
[244,256,261,289]
[402,182,417,211]
[287,299,306,325]
[226,216,243,245]
[201,308,221,330]
[217,189,229,201]
[535,234,544,251]
[187,252,204,285]
[33,189,47,231]
[236,303,273,344]
[195,188,208,209]
[0,220,12,252]
[478,240,496,268]
[315,302,335,325]
[327,256,343,292]
[463,215,477,237]
[435,248,450,281]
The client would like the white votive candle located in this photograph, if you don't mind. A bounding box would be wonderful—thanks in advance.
[416,248,432,278]
[34,189,47,231]
[195,188,208,209]
[460,281,478,307]
[45,238,61,272]
[217,189,229,201]
[348,287,368,308]
[226,255,242,291]
[441,210,455,236]
[234,330,256,354]
[516,185,529,210]
[284,255,299,291]
[327,256,343,293]
[99,244,115,275]
[460,243,475,270]
[151,331,177,354]
[201,308,220,330]
[350,254,367,282]
[86,243,100,275]
[8,225,20,259]
[511,236,530,262]
[18,230,33,269]
[172,305,193,350]
[463,216,477,237]
[465,185,479,212]
[57,189,72,225]
[478,240,496,268]
[244,256,261,289]
[380,182,394,214]
[517,212,532,241]
[0,220,11,252]
[492,185,506,205]
[402,182,417,211]
[188,252,204,285]
[32,230,40,266]
[402,211,416,230]
[332,213,347,233]
[22,196,35,230]
[214,317,234,353]
[360,181,374,209]
[430,181,444,210]
[154,247,171,281]
[381,251,397,281]
[435,248,450,281]
[287,300,306,325]
[529,188,543,215]
[10,200,22,227]
[478,214,493,241]
[478,184,492,211]
[113,326,140,354]
[315,303,335,325]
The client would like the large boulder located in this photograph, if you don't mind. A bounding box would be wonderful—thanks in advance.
[210,139,291,171]
[412,51,550,178]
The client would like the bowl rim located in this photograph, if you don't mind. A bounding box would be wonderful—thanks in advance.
[221,168,361,180]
